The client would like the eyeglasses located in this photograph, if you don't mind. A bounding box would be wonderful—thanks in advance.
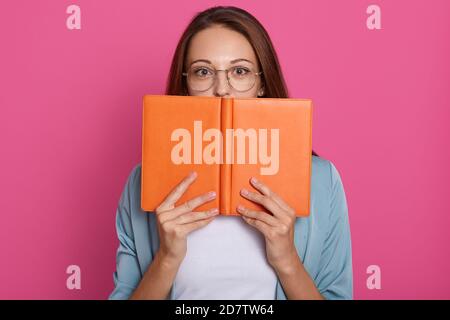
[182,66,263,92]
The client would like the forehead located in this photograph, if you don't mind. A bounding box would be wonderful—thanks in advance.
[186,26,258,66]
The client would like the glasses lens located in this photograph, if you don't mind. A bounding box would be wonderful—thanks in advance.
[187,67,214,91]
[186,66,258,92]
[228,67,256,92]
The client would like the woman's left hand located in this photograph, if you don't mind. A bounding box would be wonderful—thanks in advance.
[237,177,299,272]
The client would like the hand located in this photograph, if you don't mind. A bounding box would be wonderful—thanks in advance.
[155,171,219,266]
[237,177,298,272]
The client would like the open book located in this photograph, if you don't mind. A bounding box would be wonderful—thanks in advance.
[141,94,313,216]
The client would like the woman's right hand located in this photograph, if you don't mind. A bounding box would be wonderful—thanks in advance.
[154,171,219,266]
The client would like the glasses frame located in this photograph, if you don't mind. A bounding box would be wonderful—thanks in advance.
[182,66,263,93]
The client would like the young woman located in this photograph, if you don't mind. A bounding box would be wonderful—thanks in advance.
[109,6,353,300]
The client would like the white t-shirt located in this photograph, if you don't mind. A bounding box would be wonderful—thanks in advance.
[172,215,278,299]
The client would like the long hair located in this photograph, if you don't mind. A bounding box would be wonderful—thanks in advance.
[165,6,319,157]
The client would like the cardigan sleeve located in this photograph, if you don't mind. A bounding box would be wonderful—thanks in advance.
[315,161,353,299]
[108,168,142,300]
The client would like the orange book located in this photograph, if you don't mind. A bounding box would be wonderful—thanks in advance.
[141,94,313,217]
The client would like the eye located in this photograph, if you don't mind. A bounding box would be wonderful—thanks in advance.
[232,66,250,77]
[193,67,213,78]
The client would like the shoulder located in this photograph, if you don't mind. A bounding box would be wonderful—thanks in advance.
[311,155,332,181]
[310,155,348,221]
[116,162,145,224]
[115,162,142,223]
[119,163,142,202]
[127,163,142,188]
[311,155,344,195]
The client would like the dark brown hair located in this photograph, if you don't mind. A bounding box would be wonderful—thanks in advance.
[165,6,319,157]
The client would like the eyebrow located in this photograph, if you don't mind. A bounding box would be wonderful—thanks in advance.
[189,58,255,67]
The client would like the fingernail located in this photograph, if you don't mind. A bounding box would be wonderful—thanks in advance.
[251,177,258,184]
[210,208,219,214]
[208,191,216,198]
[241,188,248,195]
[190,171,197,178]
[237,205,245,211]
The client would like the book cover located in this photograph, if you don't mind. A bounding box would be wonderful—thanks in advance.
[141,94,313,216]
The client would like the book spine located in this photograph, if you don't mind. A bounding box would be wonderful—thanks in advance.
[220,98,233,214]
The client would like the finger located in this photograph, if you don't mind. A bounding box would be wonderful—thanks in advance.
[250,177,296,215]
[174,208,219,225]
[270,192,296,216]
[162,191,216,221]
[181,216,216,235]
[241,216,271,237]
[160,191,217,223]
[156,171,197,213]
[240,188,283,218]
[236,205,278,226]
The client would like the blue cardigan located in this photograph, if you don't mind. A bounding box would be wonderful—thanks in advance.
[108,155,353,300]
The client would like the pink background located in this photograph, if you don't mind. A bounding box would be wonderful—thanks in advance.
[1,0,449,299]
